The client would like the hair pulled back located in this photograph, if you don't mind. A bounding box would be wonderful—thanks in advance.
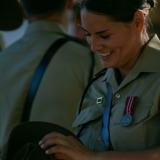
[81,0,156,22]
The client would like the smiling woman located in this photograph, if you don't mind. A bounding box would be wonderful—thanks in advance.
[80,0,154,76]
[0,0,23,31]
[80,11,140,74]
[38,0,160,160]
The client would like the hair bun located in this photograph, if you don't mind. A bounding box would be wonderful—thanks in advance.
[147,0,155,8]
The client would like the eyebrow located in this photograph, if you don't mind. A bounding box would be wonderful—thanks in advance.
[80,26,109,35]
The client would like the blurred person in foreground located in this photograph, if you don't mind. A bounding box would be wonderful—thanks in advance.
[67,0,85,40]
[39,0,160,159]
[150,0,160,37]
[0,0,103,158]
[0,0,23,50]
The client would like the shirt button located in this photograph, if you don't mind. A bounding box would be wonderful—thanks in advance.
[115,93,121,99]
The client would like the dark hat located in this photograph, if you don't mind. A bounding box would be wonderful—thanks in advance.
[0,0,23,31]
[5,121,79,160]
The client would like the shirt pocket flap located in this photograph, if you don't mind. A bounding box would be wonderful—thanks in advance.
[113,103,152,125]
[72,105,103,127]
[114,103,152,125]
[133,104,152,124]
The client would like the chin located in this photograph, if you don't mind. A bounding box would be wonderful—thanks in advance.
[100,58,112,67]
[102,62,113,68]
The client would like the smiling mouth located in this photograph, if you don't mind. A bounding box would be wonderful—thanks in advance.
[97,51,112,57]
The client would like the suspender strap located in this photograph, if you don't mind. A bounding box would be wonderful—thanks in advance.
[21,38,68,122]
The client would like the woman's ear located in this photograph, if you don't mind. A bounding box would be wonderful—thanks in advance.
[133,10,146,32]
[66,0,74,10]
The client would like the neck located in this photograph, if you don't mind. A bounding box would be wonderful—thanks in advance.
[119,32,150,78]
[47,12,69,31]
[29,11,69,32]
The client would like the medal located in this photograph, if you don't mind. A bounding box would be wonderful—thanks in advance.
[121,113,133,127]
[121,96,138,127]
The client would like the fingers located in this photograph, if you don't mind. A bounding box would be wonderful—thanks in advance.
[45,144,89,160]
[39,132,68,149]
[39,132,92,160]
[45,144,72,155]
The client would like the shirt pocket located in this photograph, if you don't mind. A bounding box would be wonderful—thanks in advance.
[111,103,156,150]
[72,105,105,151]
[133,103,152,124]
[72,105,103,128]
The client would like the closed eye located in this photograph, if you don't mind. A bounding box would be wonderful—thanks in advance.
[100,35,110,39]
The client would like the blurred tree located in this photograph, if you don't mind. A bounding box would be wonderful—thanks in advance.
[151,0,160,37]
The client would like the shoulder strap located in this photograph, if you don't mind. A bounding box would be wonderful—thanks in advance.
[78,68,107,113]
[88,51,95,82]
[21,36,96,122]
[64,35,95,83]
[21,37,68,122]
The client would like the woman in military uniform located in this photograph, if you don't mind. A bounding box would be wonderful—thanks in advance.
[39,0,160,159]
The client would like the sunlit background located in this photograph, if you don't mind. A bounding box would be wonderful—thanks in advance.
[0,0,160,50]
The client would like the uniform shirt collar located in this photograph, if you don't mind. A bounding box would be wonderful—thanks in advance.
[24,20,65,36]
[101,34,160,91]
[102,34,160,81]
[132,34,160,73]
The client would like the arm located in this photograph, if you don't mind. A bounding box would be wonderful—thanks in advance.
[92,149,160,160]
[39,132,160,160]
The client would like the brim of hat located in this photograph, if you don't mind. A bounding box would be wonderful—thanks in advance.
[0,0,23,31]
[6,121,79,159]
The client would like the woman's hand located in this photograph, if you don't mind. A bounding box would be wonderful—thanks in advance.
[39,133,160,160]
[39,132,94,160]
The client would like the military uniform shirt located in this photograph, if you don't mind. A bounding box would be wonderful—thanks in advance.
[73,35,160,151]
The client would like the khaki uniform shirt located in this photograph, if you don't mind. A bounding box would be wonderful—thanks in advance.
[73,35,160,151]
[0,20,103,158]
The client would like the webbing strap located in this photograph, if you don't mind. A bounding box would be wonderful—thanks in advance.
[21,38,68,122]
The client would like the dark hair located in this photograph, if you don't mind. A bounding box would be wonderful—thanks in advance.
[20,0,67,17]
[81,0,156,22]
